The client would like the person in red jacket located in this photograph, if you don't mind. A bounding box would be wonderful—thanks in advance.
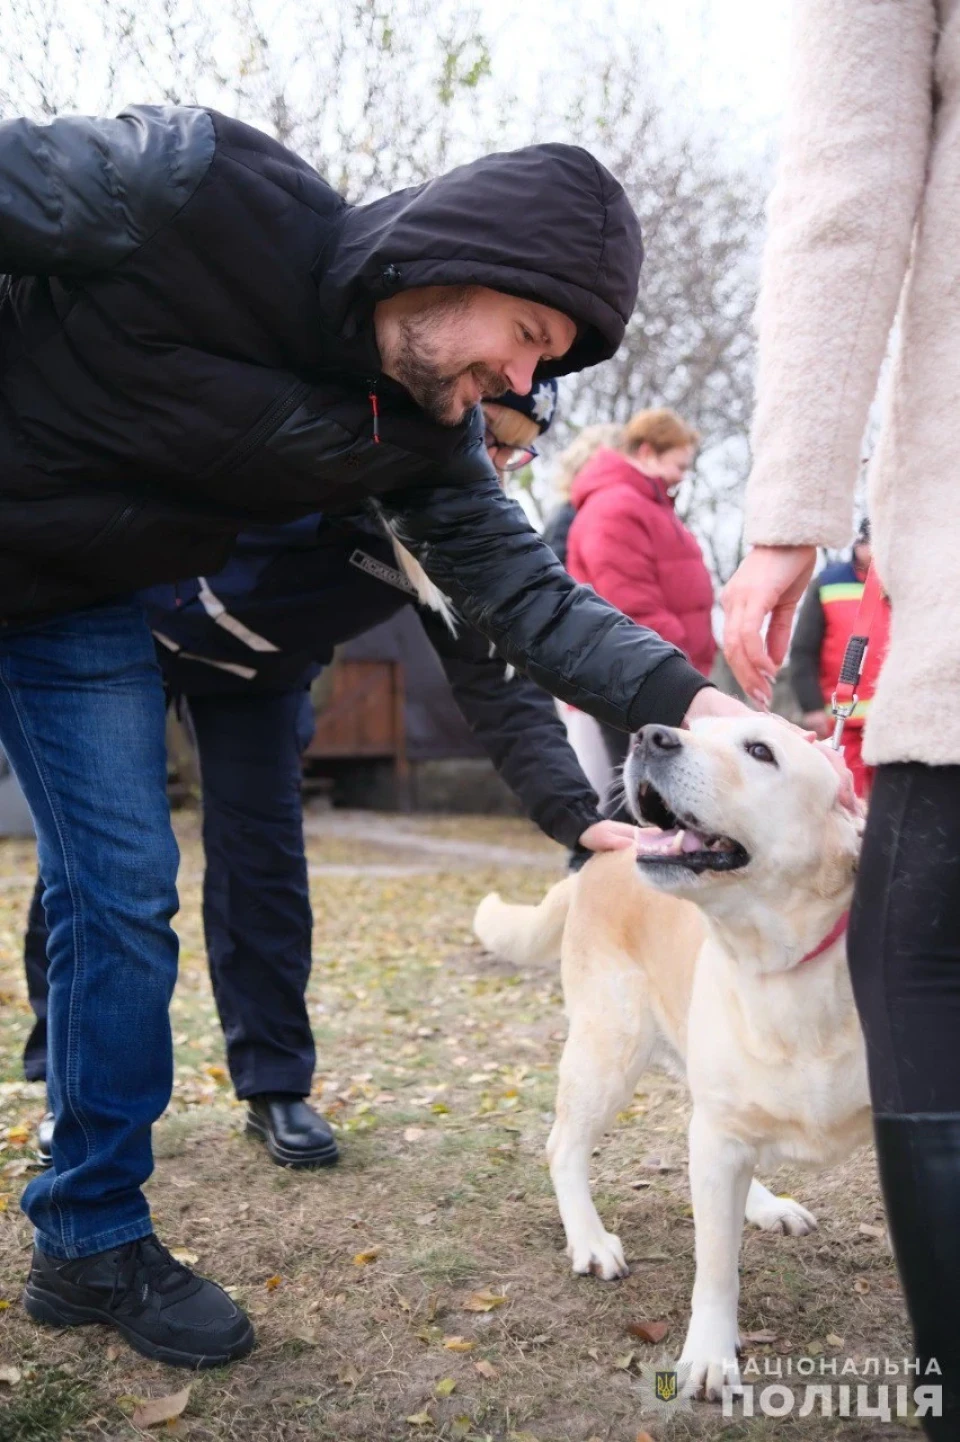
[567,408,716,792]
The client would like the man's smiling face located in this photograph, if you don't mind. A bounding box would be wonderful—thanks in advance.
[375,284,577,426]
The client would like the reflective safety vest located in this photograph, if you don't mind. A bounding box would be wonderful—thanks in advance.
[817,562,891,724]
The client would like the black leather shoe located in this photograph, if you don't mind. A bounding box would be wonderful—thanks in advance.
[23,1233,254,1369]
[245,1094,339,1168]
[875,1114,960,1440]
[36,1111,54,1168]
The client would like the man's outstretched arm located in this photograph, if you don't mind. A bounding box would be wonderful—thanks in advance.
[382,475,740,732]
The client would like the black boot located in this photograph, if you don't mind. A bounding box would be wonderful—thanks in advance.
[245,1093,339,1168]
[23,1233,254,1369]
[875,1114,960,1439]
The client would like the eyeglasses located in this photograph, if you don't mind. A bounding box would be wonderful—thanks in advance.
[484,424,539,473]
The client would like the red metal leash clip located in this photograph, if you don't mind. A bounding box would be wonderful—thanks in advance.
[830,563,885,751]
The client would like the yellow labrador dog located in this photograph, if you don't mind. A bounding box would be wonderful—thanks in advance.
[474,717,869,1401]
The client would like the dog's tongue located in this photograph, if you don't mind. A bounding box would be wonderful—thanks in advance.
[635,826,705,857]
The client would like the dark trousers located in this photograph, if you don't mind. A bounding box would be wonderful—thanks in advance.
[23,686,317,1102]
[848,762,960,1112]
[848,762,960,1438]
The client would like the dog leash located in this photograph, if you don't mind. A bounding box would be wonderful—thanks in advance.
[830,562,885,752]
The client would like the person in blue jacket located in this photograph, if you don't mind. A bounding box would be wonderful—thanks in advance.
[23,385,630,1169]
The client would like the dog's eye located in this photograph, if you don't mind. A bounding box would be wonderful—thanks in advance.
[745,741,777,766]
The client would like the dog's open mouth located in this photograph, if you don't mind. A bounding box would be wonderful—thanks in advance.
[634,782,750,874]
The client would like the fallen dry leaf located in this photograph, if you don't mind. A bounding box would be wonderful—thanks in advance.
[627,1320,670,1345]
[169,1248,199,1266]
[742,1329,779,1345]
[462,1289,507,1312]
[854,1278,870,1295]
[353,1247,381,1266]
[0,1365,22,1386]
[0,1301,11,1312]
[474,1359,499,1379]
[507,1433,541,1442]
[265,1274,282,1291]
[131,1385,191,1429]
[637,1433,656,1442]
[5,1126,29,1146]
[106,1345,120,1362]
[614,1350,635,1371]
[202,1064,228,1083]
[338,1363,361,1387]
[405,1411,433,1427]
[442,1336,475,1352]
[858,1222,886,1239]
[435,1377,457,1398]
[403,1127,425,1142]
[826,1332,845,1348]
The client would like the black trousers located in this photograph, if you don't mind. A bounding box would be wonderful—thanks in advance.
[848,763,960,1113]
[23,687,317,1100]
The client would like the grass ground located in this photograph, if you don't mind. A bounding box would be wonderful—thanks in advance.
[0,810,918,1440]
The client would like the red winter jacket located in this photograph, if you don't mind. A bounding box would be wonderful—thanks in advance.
[566,448,716,677]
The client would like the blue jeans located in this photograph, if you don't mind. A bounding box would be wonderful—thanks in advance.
[21,688,317,1104]
[0,600,178,1259]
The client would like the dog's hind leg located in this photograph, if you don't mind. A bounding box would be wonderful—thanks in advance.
[547,987,656,1281]
[745,1179,817,1236]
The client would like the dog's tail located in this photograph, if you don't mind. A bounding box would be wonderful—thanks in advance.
[473,878,572,965]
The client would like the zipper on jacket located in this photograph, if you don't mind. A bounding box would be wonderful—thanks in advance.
[368,379,381,444]
[200,380,313,482]
[91,503,138,550]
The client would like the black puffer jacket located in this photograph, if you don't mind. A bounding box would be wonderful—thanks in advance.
[0,105,709,729]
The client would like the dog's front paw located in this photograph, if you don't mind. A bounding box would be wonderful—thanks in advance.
[567,1228,628,1280]
[680,1343,743,1403]
[680,1312,742,1402]
[749,1193,817,1237]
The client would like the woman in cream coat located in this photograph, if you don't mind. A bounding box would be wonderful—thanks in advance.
[723,4,960,1433]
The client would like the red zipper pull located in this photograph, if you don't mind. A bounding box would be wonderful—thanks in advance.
[369,389,380,444]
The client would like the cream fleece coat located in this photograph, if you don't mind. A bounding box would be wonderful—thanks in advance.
[745,0,960,765]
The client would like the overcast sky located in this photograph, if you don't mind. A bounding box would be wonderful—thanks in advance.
[484,0,791,160]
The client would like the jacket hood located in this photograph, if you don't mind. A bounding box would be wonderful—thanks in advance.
[570,446,667,509]
[315,144,643,378]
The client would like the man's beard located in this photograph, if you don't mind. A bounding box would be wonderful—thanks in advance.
[389,298,508,425]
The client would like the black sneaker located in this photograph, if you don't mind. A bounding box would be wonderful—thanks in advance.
[246,1094,339,1169]
[36,1111,54,1168]
[23,1233,255,1369]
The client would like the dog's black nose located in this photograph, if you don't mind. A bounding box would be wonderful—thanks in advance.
[636,725,683,755]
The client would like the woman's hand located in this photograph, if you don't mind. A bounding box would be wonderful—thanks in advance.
[721,545,818,707]
[578,819,637,852]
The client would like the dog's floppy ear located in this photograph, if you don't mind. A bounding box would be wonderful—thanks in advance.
[812,743,864,894]
[813,741,865,827]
